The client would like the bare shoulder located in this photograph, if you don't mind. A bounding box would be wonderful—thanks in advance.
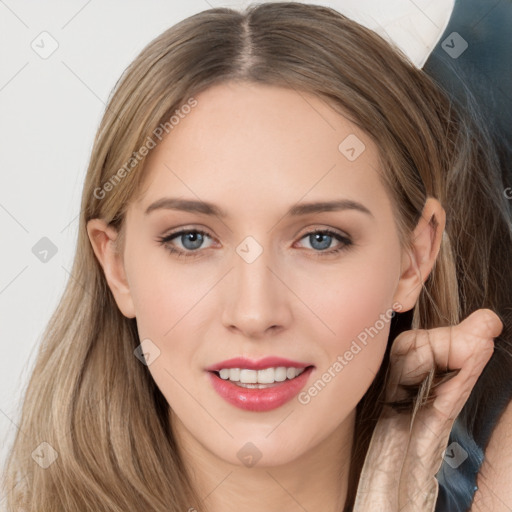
[470,399,512,511]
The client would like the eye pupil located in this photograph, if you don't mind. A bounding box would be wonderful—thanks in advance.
[310,232,332,250]
[182,232,204,250]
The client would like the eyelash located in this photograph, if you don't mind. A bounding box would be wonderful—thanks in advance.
[156,227,353,260]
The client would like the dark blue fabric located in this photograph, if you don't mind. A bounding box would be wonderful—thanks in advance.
[422,1,512,510]
[423,0,512,191]
[433,414,484,511]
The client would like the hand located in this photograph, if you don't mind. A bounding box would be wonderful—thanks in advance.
[352,308,503,512]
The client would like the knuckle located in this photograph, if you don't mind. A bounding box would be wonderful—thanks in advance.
[390,329,421,357]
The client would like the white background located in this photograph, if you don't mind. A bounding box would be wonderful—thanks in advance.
[0,0,454,498]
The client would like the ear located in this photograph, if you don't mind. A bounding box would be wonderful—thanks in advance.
[86,218,136,319]
[392,197,446,312]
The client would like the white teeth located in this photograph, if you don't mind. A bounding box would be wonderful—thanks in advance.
[217,366,307,384]
[227,368,240,381]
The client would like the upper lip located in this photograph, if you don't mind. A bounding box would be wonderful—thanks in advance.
[205,356,314,372]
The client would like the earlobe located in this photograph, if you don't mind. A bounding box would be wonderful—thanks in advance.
[86,218,136,319]
[392,197,446,312]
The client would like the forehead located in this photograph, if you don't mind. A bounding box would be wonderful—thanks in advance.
[134,81,391,220]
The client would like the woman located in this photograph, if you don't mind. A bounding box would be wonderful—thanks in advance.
[2,3,510,511]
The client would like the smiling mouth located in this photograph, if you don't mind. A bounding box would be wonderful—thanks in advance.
[207,365,316,412]
[210,365,315,388]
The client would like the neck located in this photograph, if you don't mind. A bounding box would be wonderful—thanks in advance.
[171,409,355,512]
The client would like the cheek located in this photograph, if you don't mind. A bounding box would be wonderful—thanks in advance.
[294,249,399,405]
[127,254,209,413]
[127,244,204,339]
[300,245,399,344]
[126,245,220,386]
[296,291,392,426]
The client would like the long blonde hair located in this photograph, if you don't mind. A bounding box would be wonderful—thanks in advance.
[3,3,512,511]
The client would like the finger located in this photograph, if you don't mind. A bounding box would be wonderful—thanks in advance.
[437,309,502,371]
[385,308,502,407]
[427,309,500,420]
[385,329,437,404]
[354,309,503,511]
[397,310,502,509]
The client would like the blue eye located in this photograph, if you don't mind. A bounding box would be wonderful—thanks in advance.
[157,229,213,259]
[156,228,352,260]
[173,230,208,251]
[299,230,348,252]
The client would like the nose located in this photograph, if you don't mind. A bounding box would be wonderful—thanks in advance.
[221,245,292,338]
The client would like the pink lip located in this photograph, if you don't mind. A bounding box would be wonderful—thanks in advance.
[207,366,315,412]
[205,356,312,372]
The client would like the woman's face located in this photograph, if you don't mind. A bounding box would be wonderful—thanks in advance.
[107,81,413,467]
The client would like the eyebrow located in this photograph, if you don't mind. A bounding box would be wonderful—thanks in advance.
[144,197,374,219]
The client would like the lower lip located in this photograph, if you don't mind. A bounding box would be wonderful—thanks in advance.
[207,366,314,412]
